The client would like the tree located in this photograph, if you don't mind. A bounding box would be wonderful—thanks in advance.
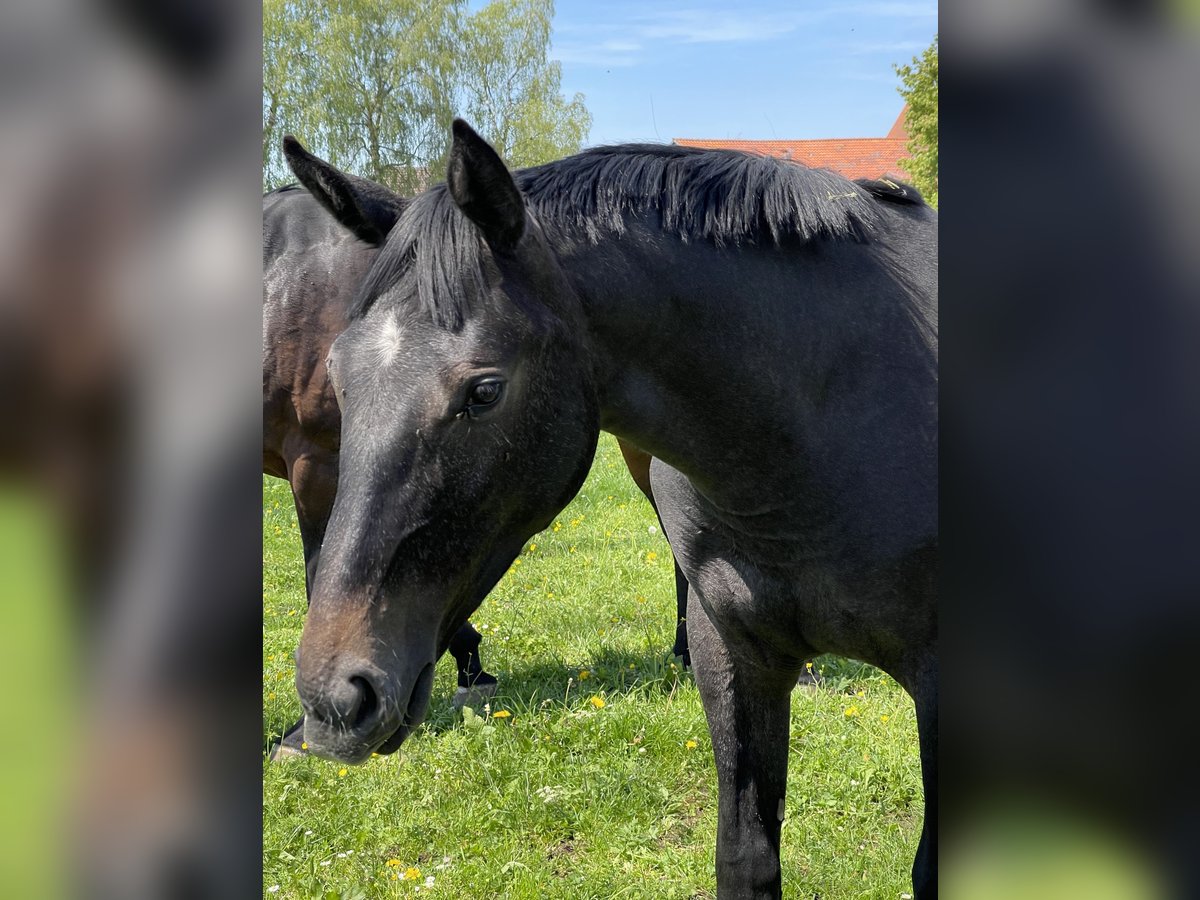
[262,0,591,192]
[456,0,590,169]
[895,35,937,208]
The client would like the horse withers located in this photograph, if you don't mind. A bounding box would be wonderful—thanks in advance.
[263,166,691,756]
[286,122,937,899]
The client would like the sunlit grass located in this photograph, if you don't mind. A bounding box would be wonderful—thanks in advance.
[264,434,922,899]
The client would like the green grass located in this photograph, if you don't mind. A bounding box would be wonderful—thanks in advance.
[264,434,922,899]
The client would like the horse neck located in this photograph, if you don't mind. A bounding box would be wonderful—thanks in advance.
[554,219,938,519]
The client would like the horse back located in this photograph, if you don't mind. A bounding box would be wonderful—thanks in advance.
[263,187,377,466]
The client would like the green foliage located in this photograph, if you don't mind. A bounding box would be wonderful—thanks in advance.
[895,35,938,208]
[264,435,923,897]
[263,0,591,192]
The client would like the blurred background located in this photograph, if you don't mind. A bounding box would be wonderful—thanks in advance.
[0,0,1197,896]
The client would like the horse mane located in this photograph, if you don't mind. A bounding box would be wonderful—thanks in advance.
[351,144,923,327]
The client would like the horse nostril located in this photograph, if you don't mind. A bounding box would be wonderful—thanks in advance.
[349,675,379,729]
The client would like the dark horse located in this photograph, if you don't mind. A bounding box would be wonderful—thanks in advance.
[287,122,936,898]
[263,174,691,755]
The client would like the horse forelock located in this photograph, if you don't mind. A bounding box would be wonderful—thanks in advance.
[349,185,487,330]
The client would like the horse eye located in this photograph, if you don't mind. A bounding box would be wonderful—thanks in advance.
[467,379,503,410]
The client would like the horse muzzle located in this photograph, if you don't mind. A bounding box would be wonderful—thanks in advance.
[297,657,436,764]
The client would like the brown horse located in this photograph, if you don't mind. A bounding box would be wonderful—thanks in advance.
[264,176,690,757]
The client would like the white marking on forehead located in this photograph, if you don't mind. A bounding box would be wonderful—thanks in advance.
[369,313,405,368]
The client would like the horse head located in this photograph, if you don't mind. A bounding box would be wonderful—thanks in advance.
[288,122,599,761]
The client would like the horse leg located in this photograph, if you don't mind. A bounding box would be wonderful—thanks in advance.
[617,439,693,665]
[671,559,690,666]
[910,655,938,900]
[448,622,498,710]
[688,589,797,899]
[270,449,337,760]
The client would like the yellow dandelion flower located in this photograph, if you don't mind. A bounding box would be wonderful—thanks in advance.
[685,739,698,750]
[805,661,813,671]
[843,705,860,718]
[855,690,865,698]
[880,714,890,723]
[492,710,511,719]
[402,867,421,881]
[338,767,348,777]
[527,543,537,553]
[579,670,590,680]
[385,859,402,868]
[268,692,276,700]
[590,696,606,709]
[301,742,308,750]
[646,551,658,562]
[287,609,297,616]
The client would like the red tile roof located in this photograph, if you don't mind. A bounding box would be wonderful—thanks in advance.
[674,107,912,182]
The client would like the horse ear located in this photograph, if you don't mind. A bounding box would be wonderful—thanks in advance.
[446,119,525,251]
[282,136,406,246]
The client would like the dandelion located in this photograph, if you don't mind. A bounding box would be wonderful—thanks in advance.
[338,767,348,777]
[685,739,698,750]
[648,525,657,534]
[855,690,865,698]
[590,695,606,709]
[843,705,861,718]
[579,670,590,680]
[425,876,436,888]
[880,714,890,723]
[268,692,276,700]
[805,661,813,671]
[646,550,659,562]
[301,742,308,750]
[386,859,402,868]
[492,710,511,719]
[287,609,297,616]
[402,866,421,881]
[267,886,280,893]
[527,543,537,553]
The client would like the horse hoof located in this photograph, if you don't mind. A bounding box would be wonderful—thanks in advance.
[268,742,307,762]
[452,681,499,710]
[795,669,820,689]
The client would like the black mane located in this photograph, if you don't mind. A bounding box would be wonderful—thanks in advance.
[351,144,922,327]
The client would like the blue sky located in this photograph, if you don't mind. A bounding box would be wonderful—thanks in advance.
[549,1,937,146]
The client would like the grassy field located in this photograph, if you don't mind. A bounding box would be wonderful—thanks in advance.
[264,434,923,899]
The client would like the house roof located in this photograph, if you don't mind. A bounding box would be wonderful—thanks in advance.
[674,107,911,182]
